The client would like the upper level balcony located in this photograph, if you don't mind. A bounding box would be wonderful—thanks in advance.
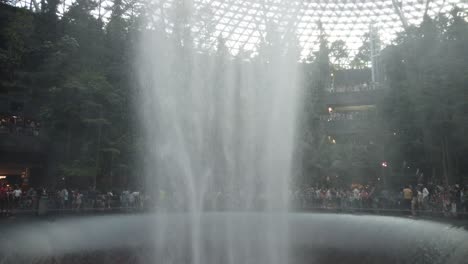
[0,114,44,153]
[324,119,377,135]
[0,132,45,153]
[325,83,383,107]
[321,110,379,135]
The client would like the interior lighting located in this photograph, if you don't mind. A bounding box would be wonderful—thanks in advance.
[0,176,6,179]
[381,161,388,167]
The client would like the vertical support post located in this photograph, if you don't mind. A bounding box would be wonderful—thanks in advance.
[95,109,103,189]
[369,24,381,85]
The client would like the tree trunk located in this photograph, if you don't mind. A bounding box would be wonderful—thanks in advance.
[431,167,435,184]
[66,123,72,162]
[441,138,449,186]
[109,152,114,190]
[95,110,103,189]
[445,137,452,184]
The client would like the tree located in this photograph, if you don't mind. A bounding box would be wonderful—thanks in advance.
[350,33,371,69]
[296,22,331,185]
[0,5,34,92]
[329,40,349,68]
[380,8,468,185]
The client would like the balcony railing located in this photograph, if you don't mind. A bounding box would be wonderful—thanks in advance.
[1,115,41,137]
[320,111,376,122]
[327,83,382,93]
[321,111,378,134]
[0,133,44,153]
[324,87,383,106]
[326,119,376,134]
[0,115,44,152]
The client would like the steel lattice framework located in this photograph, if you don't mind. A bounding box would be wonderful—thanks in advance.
[10,0,468,57]
[182,0,467,57]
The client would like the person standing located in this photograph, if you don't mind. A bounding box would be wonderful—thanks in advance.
[402,186,413,214]
[411,186,419,216]
[6,185,14,215]
[422,186,429,210]
[462,186,468,218]
[450,185,461,217]
[27,187,38,210]
[60,188,69,210]
[12,185,22,210]
[106,191,114,209]
[352,187,360,208]
[360,188,369,209]
[75,191,83,212]
[0,184,7,215]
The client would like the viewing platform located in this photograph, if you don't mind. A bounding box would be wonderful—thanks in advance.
[324,85,384,107]
[323,119,377,135]
[0,132,45,153]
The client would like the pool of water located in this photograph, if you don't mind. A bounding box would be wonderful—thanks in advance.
[0,213,466,264]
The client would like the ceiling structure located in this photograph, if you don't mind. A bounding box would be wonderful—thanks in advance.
[180,0,467,58]
[9,0,468,58]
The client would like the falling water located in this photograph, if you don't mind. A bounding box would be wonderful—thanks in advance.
[136,2,300,263]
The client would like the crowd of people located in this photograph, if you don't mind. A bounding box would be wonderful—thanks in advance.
[1,182,467,219]
[320,111,375,122]
[0,114,40,136]
[0,184,148,217]
[328,82,380,93]
[292,183,468,217]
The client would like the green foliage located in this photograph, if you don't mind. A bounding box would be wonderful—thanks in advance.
[2,1,467,188]
[350,33,371,69]
[297,29,331,184]
[0,6,34,92]
[380,8,468,184]
[60,159,97,178]
[0,1,136,189]
[329,40,349,67]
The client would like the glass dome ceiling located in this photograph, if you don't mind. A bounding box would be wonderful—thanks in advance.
[174,0,467,57]
[10,0,468,57]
